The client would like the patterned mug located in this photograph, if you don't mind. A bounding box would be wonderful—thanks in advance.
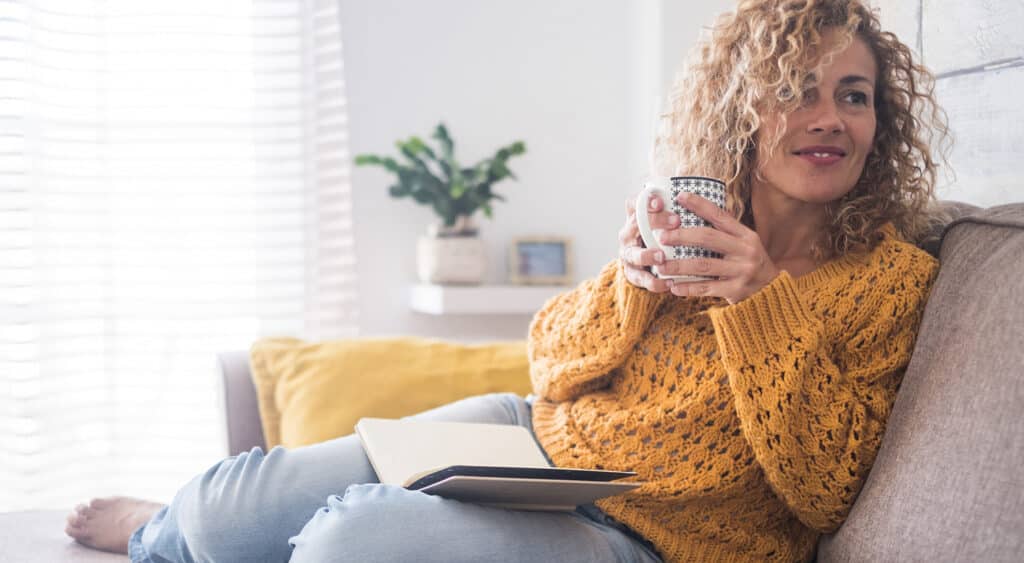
[634,176,727,281]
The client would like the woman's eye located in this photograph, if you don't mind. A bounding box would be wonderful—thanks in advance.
[842,91,870,106]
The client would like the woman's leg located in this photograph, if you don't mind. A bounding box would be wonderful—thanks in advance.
[287,484,662,563]
[108,392,532,563]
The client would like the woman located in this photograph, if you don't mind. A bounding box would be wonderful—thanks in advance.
[66,1,948,561]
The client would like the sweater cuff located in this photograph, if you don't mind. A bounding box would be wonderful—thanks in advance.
[707,271,819,364]
[613,259,668,334]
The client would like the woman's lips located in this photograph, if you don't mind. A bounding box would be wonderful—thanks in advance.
[793,147,846,166]
[796,152,844,165]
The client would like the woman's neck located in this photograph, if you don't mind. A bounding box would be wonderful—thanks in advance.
[749,186,827,264]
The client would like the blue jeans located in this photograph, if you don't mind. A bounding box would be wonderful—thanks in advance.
[128,393,662,563]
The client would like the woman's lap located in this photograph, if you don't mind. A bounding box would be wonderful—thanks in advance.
[129,392,659,563]
[288,483,660,563]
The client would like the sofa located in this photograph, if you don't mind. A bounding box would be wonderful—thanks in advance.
[219,201,1024,562]
[3,202,1020,562]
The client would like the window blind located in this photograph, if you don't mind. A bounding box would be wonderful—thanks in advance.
[0,0,359,510]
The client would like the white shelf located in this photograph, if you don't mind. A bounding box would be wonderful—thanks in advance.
[409,284,570,315]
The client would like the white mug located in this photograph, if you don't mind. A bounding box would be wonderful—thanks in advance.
[634,176,727,281]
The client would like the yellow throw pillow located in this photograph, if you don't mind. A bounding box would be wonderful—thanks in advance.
[249,337,532,449]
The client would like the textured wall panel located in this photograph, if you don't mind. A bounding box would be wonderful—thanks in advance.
[934,66,1024,207]
[923,0,1024,73]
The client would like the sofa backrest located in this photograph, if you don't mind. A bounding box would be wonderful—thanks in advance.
[817,203,1024,562]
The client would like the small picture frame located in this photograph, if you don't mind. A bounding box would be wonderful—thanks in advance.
[509,237,573,285]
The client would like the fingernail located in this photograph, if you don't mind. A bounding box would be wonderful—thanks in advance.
[654,251,664,263]
[668,215,680,227]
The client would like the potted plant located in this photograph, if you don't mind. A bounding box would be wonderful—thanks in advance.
[354,123,526,284]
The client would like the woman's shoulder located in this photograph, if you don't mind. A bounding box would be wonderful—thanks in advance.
[837,225,941,315]
[868,223,940,280]
[816,224,938,290]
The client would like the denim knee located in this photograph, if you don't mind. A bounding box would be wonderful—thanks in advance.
[177,446,294,562]
[288,484,484,563]
[491,391,532,428]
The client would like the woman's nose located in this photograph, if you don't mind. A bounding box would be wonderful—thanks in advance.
[806,100,845,134]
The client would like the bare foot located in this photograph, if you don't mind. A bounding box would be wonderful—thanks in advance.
[65,496,165,554]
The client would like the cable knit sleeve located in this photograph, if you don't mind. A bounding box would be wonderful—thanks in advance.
[706,251,938,533]
[528,259,667,402]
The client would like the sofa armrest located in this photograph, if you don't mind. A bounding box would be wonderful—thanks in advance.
[217,350,266,456]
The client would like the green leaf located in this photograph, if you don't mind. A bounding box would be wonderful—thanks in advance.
[433,198,457,226]
[491,140,526,164]
[490,161,510,179]
[354,154,381,165]
[355,154,405,175]
[463,166,484,185]
[388,184,411,198]
[398,144,444,187]
[406,136,438,160]
[433,123,454,161]
[412,189,434,204]
[449,169,468,199]
[437,160,455,184]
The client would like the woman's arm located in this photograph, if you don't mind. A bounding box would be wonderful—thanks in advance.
[529,259,668,402]
[707,252,939,533]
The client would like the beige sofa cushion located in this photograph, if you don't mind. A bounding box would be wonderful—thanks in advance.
[817,203,1024,562]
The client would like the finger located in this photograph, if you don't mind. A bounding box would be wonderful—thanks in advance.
[618,206,644,245]
[656,257,740,279]
[618,218,643,247]
[668,278,732,299]
[622,262,672,293]
[648,210,680,231]
[631,194,680,230]
[620,244,665,268]
[625,213,679,240]
[626,196,663,215]
[676,193,745,237]
[656,226,743,256]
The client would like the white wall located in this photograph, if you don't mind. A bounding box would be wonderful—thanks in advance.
[339,0,726,341]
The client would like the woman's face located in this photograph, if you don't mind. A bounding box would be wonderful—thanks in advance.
[754,33,878,206]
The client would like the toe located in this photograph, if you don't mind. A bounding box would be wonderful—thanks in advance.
[67,512,87,528]
[89,497,113,509]
[65,522,89,539]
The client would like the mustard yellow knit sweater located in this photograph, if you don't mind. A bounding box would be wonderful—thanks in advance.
[529,228,939,562]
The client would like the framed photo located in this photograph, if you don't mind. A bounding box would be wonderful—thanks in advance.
[509,237,573,285]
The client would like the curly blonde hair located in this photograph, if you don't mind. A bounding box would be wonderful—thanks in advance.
[653,0,951,260]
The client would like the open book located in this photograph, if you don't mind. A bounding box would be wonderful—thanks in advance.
[355,417,642,511]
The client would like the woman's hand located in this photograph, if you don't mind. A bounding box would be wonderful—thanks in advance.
[657,192,781,304]
[618,194,679,293]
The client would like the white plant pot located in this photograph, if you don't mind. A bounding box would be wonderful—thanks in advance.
[416,235,486,284]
